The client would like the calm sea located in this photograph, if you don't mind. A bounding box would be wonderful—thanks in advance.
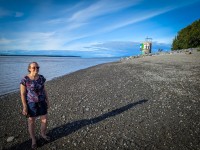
[0,56,119,96]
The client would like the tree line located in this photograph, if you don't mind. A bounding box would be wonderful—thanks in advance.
[172,19,200,50]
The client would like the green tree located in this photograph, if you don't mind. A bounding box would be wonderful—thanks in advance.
[172,19,200,50]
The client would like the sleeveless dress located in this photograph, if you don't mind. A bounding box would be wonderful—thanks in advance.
[20,74,48,117]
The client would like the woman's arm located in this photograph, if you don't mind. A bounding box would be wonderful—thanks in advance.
[20,84,28,115]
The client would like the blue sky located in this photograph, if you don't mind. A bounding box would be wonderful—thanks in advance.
[0,0,200,57]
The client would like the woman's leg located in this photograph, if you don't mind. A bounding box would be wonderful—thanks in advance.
[28,117,36,145]
[40,114,48,137]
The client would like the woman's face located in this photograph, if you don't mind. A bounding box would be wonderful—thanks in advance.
[29,63,40,74]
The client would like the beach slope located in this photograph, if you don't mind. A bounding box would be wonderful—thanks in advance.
[0,51,200,149]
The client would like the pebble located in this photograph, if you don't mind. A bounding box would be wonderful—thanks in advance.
[7,136,15,142]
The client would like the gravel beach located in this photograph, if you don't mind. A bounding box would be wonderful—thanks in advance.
[0,51,200,150]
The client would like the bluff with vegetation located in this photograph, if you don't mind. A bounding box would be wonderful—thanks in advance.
[172,19,200,50]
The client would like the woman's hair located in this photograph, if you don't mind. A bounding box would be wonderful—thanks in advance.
[28,62,39,73]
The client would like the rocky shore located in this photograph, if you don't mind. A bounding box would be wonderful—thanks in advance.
[0,50,200,150]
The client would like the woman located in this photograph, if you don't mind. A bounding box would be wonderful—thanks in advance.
[20,62,50,149]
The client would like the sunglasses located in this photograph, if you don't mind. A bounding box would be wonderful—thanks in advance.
[31,66,40,69]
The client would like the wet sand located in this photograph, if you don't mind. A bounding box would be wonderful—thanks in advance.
[0,50,200,149]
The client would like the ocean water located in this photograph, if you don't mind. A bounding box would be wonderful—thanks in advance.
[0,56,120,96]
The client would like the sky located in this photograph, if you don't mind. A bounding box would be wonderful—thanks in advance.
[0,0,200,57]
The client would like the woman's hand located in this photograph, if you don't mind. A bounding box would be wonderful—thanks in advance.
[22,106,28,116]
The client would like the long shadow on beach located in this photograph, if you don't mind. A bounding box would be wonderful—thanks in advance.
[8,99,148,150]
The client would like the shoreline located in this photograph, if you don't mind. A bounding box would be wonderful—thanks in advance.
[0,48,197,97]
[0,57,121,97]
[1,48,197,97]
[0,61,120,98]
[0,51,200,149]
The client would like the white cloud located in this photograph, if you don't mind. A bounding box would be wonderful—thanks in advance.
[46,18,65,25]
[22,32,66,50]
[61,41,102,51]
[94,4,186,35]
[69,0,141,23]
[49,3,179,44]
[45,0,140,31]
[0,7,23,18]
[0,32,64,50]
[62,0,199,44]
[0,38,13,44]
[55,8,174,44]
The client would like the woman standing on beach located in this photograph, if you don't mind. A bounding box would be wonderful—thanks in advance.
[20,62,50,149]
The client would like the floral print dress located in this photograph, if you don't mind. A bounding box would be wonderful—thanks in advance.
[20,74,47,117]
[20,75,46,103]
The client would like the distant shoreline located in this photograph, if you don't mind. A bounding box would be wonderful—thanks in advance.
[0,54,81,57]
